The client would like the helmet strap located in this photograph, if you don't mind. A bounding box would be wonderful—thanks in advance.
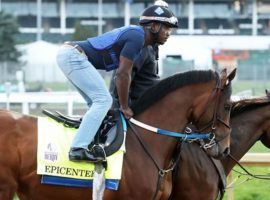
[150,23,162,34]
[144,23,162,44]
[151,23,162,43]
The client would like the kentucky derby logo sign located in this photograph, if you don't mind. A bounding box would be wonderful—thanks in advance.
[44,143,58,162]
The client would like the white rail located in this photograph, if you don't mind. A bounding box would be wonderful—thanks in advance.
[0,92,242,114]
[0,92,84,115]
[240,153,270,166]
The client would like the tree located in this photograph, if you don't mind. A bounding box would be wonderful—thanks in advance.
[0,11,22,81]
[73,21,98,41]
[0,11,21,63]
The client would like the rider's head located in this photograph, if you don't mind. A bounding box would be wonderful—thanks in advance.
[139,5,178,45]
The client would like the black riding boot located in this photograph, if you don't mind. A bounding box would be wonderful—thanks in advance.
[69,145,106,162]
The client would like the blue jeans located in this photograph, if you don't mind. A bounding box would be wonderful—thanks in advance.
[56,46,112,149]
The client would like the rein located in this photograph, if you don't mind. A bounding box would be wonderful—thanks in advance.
[127,120,182,200]
[129,118,212,140]
[127,117,219,199]
[127,115,218,199]
[228,154,270,180]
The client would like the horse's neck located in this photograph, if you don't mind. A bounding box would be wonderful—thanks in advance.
[137,89,192,132]
[129,84,214,167]
[130,89,192,167]
[222,106,270,174]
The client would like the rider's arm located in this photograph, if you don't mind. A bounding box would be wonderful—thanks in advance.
[115,29,144,118]
[115,55,134,118]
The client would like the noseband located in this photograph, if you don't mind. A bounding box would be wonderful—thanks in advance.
[192,76,231,149]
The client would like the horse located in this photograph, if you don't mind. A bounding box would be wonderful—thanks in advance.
[0,69,235,200]
[170,93,270,200]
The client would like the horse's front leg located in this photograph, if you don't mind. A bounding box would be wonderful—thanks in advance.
[157,172,173,200]
[0,169,18,200]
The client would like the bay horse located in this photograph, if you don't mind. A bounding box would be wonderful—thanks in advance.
[0,69,235,200]
[170,93,270,200]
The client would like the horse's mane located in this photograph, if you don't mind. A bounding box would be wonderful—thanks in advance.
[231,96,270,117]
[131,70,218,115]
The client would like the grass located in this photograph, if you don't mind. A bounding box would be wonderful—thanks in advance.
[231,80,270,96]
[24,81,71,91]
[24,74,113,92]
[13,195,19,200]
[250,142,270,153]
[24,79,270,96]
[225,166,270,200]
[224,142,270,200]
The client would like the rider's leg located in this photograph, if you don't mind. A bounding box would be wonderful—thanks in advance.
[57,47,112,161]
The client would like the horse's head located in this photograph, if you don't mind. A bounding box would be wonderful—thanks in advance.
[192,68,236,159]
[260,90,270,148]
[258,120,270,149]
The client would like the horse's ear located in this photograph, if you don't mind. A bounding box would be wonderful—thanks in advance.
[227,68,237,82]
[219,68,228,87]
[266,89,270,98]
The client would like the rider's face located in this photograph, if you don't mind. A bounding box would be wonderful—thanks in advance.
[155,24,172,45]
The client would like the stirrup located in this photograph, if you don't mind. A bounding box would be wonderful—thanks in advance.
[90,144,107,161]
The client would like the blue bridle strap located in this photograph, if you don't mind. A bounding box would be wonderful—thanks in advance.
[157,129,210,139]
[129,117,211,140]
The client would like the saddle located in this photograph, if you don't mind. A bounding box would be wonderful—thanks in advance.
[42,109,126,157]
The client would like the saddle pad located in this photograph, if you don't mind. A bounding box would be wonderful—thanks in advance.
[37,117,124,180]
[41,175,120,190]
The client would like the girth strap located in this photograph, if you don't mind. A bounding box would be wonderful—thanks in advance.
[168,142,186,200]
[210,158,227,200]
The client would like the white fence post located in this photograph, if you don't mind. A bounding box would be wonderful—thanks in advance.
[227,172,234,200]
[5,82,11,110]
[67,98,73,116]
[22,102,29,114]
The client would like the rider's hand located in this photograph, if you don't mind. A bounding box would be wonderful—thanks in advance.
[120,107,134,119]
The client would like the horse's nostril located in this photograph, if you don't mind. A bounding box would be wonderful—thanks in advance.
[223,147,230,156]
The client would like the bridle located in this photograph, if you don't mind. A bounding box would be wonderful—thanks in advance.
[191,74,231,149]
[126,71,232,199]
